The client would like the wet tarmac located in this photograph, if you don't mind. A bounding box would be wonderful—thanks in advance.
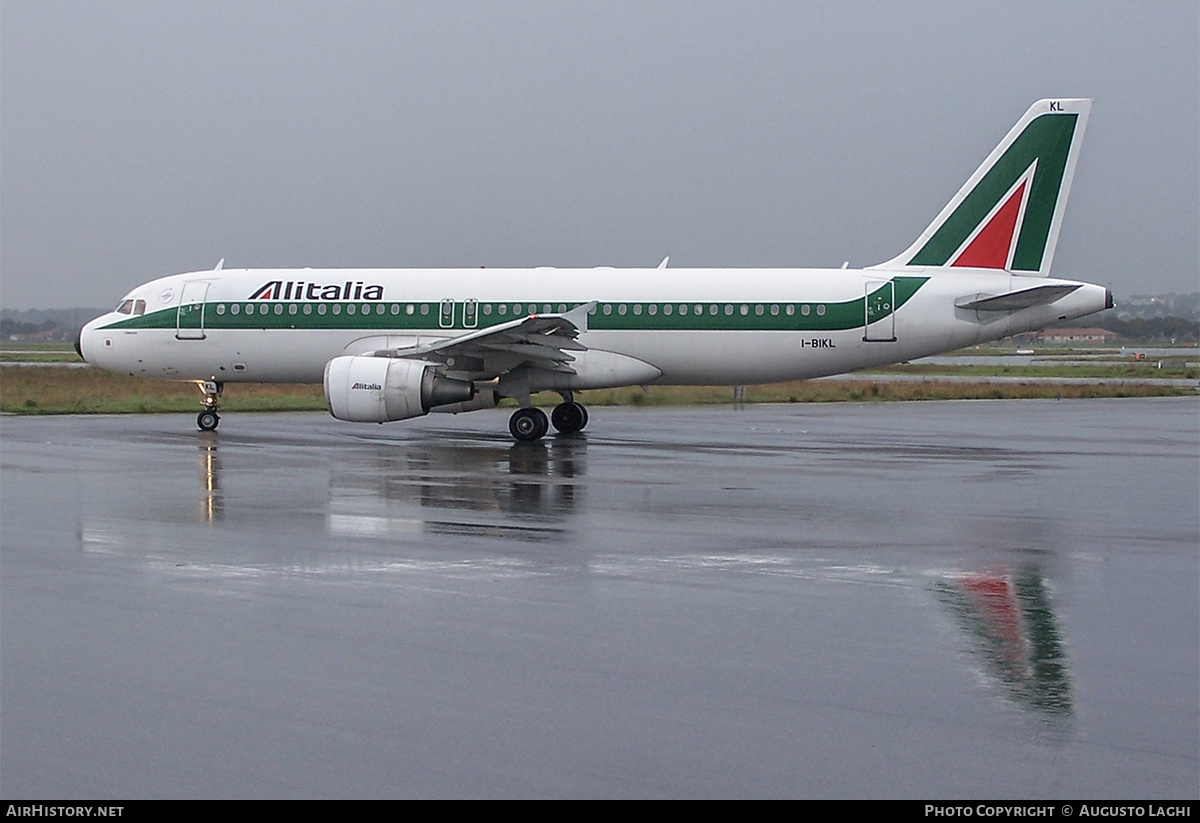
[2,399,1197,798]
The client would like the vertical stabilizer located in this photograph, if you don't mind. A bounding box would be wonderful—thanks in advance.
[873,99,1090,277]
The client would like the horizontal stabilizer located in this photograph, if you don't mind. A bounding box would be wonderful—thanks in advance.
[955,283,1082,312]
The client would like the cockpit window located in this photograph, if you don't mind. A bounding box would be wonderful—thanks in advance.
[115,299,147,316]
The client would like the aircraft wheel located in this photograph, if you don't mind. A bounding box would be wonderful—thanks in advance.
[509,407,549,441]
[551,401,588,434]
[197,410,220,432]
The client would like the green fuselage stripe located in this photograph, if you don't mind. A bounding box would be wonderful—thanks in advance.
[101,277,928,334]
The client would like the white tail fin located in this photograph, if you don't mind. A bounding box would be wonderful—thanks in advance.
[874,99,1091,277]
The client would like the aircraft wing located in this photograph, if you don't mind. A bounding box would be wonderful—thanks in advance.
[374,301,596,379]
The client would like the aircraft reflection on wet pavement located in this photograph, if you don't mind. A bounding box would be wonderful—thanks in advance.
[184,432,1074,721]
[326,439,586,541]
[934,571,1072,722]
[34,400,1194,796]
[192,436,587,533]
[199,443,223,523]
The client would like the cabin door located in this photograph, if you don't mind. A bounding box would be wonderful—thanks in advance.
[177,281,210,340]
[863,280,896,342]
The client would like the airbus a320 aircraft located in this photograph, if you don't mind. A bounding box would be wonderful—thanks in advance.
[78,99,1111,441]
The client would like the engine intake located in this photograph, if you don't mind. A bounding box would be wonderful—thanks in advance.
[324,356,474,422]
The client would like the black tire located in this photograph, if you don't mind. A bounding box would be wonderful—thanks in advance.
[551,401,588,434]
[197,410,220,431]
[509,407,549,441]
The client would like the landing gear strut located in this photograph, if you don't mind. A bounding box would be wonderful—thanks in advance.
[197,380,223,431]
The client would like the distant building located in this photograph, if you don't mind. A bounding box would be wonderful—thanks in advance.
[6,329,60,343]
[1033,328,1118,344]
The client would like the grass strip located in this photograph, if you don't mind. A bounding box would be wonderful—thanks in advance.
[2,366,1193,415]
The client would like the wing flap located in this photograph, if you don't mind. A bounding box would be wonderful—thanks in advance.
[372,301,597,380]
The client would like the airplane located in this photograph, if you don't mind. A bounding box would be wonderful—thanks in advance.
[77,98,1112,441]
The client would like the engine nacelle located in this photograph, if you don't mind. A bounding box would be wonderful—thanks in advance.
[431,389,499,415]
[324,356,474,423]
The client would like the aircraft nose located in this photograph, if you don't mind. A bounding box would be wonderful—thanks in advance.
[75,325,86,360]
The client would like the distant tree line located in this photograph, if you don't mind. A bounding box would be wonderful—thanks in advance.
[1,317,60,338]
[1121,292,1200,321]
[1062,313,1200,343]
[0,308,108,341]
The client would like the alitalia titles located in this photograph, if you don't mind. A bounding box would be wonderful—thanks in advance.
[250,280,385,301]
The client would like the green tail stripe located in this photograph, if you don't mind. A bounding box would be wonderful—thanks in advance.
[908,113,1078,271]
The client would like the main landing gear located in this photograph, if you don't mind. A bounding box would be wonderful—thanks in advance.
[509,407,548,441]
[508,399,589,442]
[196,380,223,431]
[550,400,588,434]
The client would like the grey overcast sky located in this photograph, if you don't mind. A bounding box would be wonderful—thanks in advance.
[2,1,1197,309]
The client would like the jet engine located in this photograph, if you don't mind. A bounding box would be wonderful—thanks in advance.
[324,355,474,423]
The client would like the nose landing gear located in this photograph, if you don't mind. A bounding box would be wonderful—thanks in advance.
[196,380,223,431]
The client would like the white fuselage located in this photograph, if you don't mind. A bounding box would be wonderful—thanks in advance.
[80,266,1110,389]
